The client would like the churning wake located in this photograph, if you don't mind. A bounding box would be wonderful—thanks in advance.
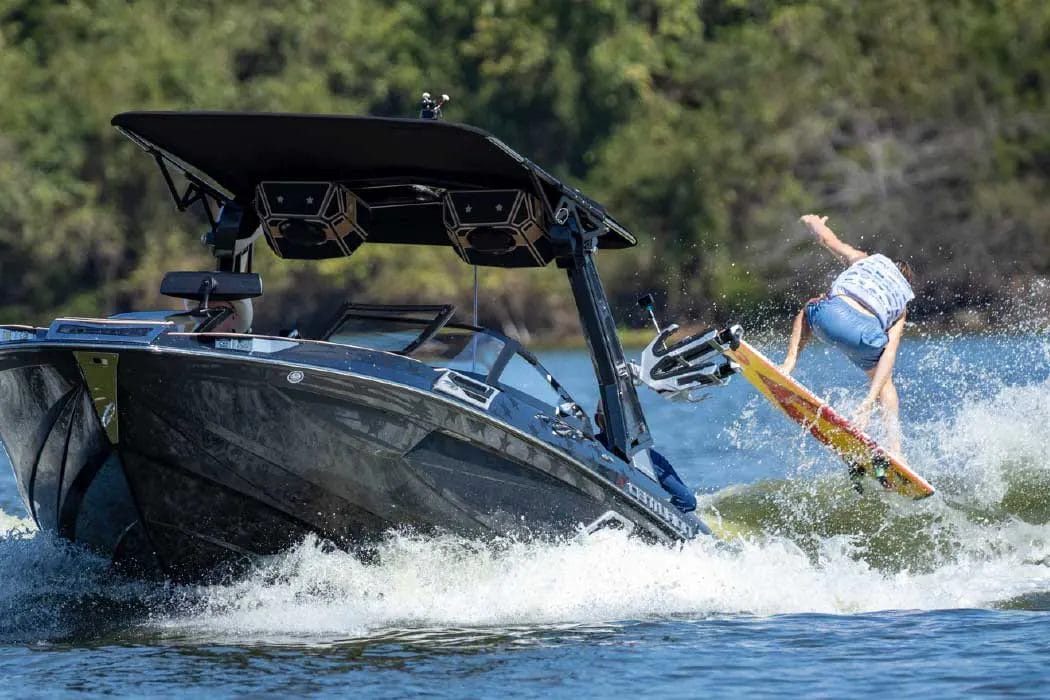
[0,340,1048,645]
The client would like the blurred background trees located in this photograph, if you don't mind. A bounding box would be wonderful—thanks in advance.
[1,0,1048,338]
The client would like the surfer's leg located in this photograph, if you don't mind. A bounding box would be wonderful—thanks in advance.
[864,368,902,453]
[781,306,812,374]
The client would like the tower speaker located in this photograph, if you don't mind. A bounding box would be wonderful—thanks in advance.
[255,182,367,259]
[442,190,552,267]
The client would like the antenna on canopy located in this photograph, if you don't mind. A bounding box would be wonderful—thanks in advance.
[473,267,479,327]
[471,265,479,372]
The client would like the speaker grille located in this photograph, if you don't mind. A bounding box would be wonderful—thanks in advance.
[255,182,368,259]
[442,190,552,267]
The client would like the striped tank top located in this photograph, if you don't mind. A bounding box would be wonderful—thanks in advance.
[829,254,915,329]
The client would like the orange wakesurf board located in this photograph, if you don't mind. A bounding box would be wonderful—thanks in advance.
[725,340,934,499]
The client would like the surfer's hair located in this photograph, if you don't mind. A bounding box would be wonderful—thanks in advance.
[895,259,915,286]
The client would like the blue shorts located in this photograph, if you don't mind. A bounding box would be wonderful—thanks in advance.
[804,296,888,371]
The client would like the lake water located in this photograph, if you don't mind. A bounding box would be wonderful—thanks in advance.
[1,331,1049,697]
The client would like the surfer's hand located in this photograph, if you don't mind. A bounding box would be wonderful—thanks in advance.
[799,214,829,238]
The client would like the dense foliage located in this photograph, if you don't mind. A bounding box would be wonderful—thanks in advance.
[1,0,1048,337]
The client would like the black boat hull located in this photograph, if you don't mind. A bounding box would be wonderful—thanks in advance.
[0,342,695,581]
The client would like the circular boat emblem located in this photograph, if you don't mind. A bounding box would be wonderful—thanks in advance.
[286,370,305,384]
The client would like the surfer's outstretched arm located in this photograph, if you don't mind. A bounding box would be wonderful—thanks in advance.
[800,214,868,265]
[780,307,811,374]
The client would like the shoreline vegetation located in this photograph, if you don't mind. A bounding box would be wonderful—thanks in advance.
[1,2,1048,341]
[534,312,1050,353]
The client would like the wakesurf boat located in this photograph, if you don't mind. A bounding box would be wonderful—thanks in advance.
[0,107,739,581]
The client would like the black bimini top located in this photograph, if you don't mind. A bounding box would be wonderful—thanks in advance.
[112,111,636,266]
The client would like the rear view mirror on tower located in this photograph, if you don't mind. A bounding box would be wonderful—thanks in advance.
[160,271,263,303]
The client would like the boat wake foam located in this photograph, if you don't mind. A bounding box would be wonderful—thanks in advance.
[156,514,1050,646]
[0,365,1047,645]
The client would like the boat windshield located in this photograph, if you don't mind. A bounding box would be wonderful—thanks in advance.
[412,326,506,377]
[323,305,575,411]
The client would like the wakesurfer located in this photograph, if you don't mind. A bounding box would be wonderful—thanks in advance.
[780,214,915,454]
